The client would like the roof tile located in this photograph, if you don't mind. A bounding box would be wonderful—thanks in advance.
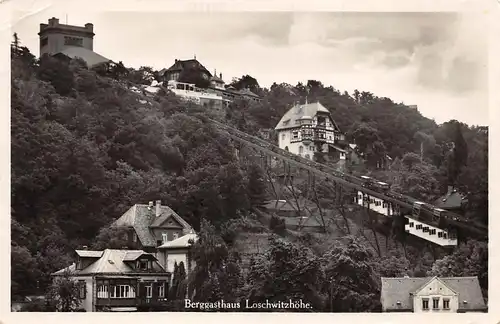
[114,204,192,247]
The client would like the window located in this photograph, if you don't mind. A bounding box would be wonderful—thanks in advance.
[110,285,136,298]
[292,131,299,139]
[281,133,285,141]
[430,229,436,235]
[64,36,83,47]
[145,285,153,298]
[138,260,149,270]
[416,224,422,230]
[78,281,86,299]
[299,146,304,154]
[409,222,414,227]
[158,282,165,298]
[162,233,168,244]
[97,284,108,298]
[443,299,450,310]
[433,298,440,309]
[173,232,179,240]
[422,298,429,310]
[132,233,137,242]
[438,232,443,238]
[40,37,48,47]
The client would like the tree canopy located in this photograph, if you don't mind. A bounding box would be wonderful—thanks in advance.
[11,34,488,309]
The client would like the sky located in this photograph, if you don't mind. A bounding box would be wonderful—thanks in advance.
[11,9,490,126]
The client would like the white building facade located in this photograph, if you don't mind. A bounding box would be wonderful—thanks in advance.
[404,216,458,246]
[381,276,486,313]
[275,102,345,161]
[354,191,398,216]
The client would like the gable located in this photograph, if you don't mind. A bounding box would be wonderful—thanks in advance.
[415,277,457,297]
[154,215,183,229]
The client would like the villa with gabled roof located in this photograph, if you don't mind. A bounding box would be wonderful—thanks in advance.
[52,248,170,312]
[113,200,193,253]
[380,276,487,313]
[275,101,346,162]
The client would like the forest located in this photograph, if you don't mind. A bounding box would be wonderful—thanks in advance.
[10,35,488,311]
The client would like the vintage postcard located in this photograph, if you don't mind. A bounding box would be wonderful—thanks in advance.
[2,0,497,323]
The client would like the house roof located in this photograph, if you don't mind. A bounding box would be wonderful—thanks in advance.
[158,233,198,249]
[262,199,316,212]
[75,250,103,258]
[113,204,193,247]
[434,187,468,209]
[283,216,323,228]
[329,144,347,153]
[211,74,224,83]
[163,59,212,76]
[238,88,260,98]
[56,46,111,67]
[275,102,339,131]
[380,276,486,311]
[52,249,165,276]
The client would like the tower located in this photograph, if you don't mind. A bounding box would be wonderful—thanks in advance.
[38,17,95,57]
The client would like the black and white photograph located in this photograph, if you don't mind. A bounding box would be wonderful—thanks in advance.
[6,1,492,316]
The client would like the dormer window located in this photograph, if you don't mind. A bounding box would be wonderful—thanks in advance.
[162,233,168,244]
[173,233,179,240]
[138,260,149,270]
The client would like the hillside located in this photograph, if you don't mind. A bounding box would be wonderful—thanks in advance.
[10,40,488,310]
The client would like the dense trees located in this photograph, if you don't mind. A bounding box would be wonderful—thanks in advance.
[10,40,257,297]
[46,270,82,312]
[323,237,381,312]
[11,34,488,311]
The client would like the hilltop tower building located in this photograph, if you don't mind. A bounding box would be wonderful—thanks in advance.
[38,17,110,67]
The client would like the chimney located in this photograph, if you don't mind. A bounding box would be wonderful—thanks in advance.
[148,201,154,210]
[220,73,222,79]
[82,245,88,250]
[155,200,161,217]
[85,23,94,32]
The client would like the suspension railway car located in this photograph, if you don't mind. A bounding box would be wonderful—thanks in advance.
[214,119,473,246]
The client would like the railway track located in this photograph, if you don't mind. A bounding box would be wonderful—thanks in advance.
[208,118,487,237]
